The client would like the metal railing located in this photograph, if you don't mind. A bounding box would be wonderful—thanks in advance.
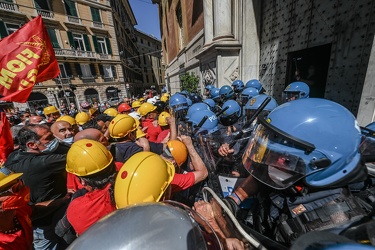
[37,9,54,19]
[0,1,19,12]
[67,15,81,24]
[92,21,103,28]
[54,48,97,58]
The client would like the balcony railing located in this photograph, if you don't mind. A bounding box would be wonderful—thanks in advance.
[53,78,71,85]
[54,48,97,58]
[99,53,111,59]
[37,9,54,19]
[80,76,96,83]
[0,1,19,12]
[103,76,114,82]
[92,21,103,28]
[67,15,81,24]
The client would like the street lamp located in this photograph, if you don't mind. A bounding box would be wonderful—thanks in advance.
[47,87,60,108]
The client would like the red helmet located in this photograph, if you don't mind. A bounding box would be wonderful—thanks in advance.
[118,103,131,113]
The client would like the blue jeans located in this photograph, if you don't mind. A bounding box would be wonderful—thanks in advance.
[33,225,61,250]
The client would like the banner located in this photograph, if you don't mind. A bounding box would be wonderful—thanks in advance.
[0,15,60,102]
[0,112,13,164]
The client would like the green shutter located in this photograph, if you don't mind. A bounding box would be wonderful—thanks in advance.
[46,28,60,48]
[65,0,77,17]
[0,21,8,38]
[92,36,99,53]
[111,65,117,78]
[67,31,75,49]
[90,64,96,77]
[74,63,82,76]
[90,7,101,22]
[98,64,104,76]
[83,34,91,51]
[34,0,41,9]
[105,37,112,54]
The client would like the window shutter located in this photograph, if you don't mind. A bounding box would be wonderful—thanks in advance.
[74,63,82,77]
[65,0,77,17]
[90,64,96,77]
[111,65,117,78]
[98,64,104,76]
[90,7,101,22]
[47,28,60,48]
[64,63,73,78]
[105,37,112,55]
[0,21,8,38]
[67,31,75,49]
[83,34,91,51]
[92,36,99,53]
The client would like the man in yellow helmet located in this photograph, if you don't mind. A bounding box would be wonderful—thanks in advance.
[43,106,61,123]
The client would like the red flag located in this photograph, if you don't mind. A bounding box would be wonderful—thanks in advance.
[0,15,60,102]
[0,112,14,164]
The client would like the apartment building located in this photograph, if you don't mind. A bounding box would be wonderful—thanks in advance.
[0,0,132,111]
[135,28,164,96]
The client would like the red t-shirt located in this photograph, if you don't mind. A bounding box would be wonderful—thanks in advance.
[67,184,116,235]
[142,118,162,143]
[171,172,195,193]
[156,129,170,143]
[66,173,84,193]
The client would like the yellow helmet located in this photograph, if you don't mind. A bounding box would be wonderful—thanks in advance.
[66,139,113,177]
[57,115,77,125]
[166,140,188,167]
[133,119,146,139]
[158,111,171,126]
[89,108,98,116]
[44,106,59,116]
[160,96,169,103]
[104,108,118,117]
[114,152,175,208]
[75,112,90,126]
[131,101,142,109]
[137,103,156,116]
[163,93,170,98]
[109,114,137,138]
[0,167,23,191]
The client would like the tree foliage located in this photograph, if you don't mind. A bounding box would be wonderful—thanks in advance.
[180,72,200,93]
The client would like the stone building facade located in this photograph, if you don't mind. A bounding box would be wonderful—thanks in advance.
[154,0,375,124]
[0,0,137,111]
[135,29,164,97]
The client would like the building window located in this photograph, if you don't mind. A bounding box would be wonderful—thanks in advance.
[97,37,107,54]
[73,33,85,51]
[58,63,67,78]
[141,38,143,44]
[176,1,184,48]
[80,64,92,77]
[64,0,78,17]
[90,7,101,22]
[5,23,20,35]
[103,65,113,78]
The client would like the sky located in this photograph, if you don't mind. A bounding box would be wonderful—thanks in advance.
[129,0,161,40]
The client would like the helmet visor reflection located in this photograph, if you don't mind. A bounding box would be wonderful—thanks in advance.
[282,91,300,102]
[242,123,326,189]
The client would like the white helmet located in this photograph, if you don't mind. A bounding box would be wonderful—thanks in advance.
[128,111,141,120]
[147,98,157,105]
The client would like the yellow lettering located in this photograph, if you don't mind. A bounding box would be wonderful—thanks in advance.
[21,48,40,60]
[20,80,30,89]
[0,68,15,89]
[7,60,25,73]
[16,54,32,65]
[27,69,38,83]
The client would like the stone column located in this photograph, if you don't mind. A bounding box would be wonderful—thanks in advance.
[203,0,213,45]
[213,0,233,40]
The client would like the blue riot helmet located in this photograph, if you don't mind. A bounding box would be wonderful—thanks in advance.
[161,86,167,93]
[282,81,310,103]
[209,88,220,102]
[245,79,263,92]
[186,103,210,120]
[189,93,202,104]
[169,93,188,112]
[179,90,189,97]
[204,85,214,91]
[244,94,278,120]
[219,85,235,102]
[186,109,219,135]
[242,98,366,190]
[220,100,242,126]
[203,99,216,111]
[231,80,244,93]
[366,122,375,131]
[240,87,259,106]
[186,97,192,107]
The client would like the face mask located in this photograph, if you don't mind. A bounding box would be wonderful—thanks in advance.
[42,138,59,153]
[25,118,30,123]
[37,111,43,115]
[62,136,74,145]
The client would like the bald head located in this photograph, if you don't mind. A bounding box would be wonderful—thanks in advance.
[51,121,74,140]
[74,128,108,146]
[29,115,44,124]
